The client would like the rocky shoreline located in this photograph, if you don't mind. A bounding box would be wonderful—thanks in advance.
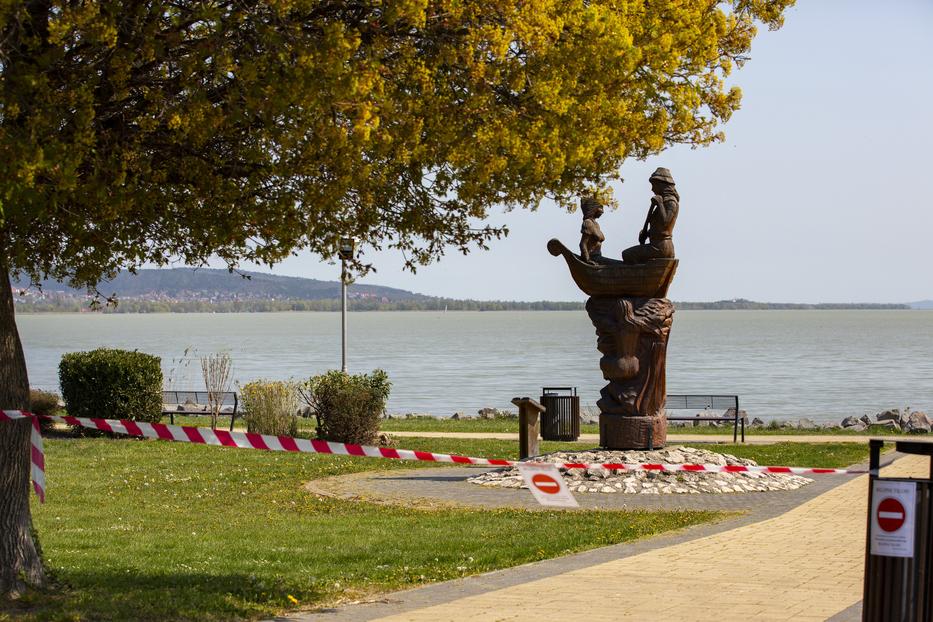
[391,406,932,434]
[468,447,813,495]
[720,407,930,434]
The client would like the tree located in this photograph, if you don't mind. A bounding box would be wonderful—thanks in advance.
[0,0,793,596]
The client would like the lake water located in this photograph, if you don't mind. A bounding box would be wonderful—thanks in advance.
[16,310,933,424]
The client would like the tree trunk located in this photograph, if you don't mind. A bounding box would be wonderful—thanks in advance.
[0,262,46,596]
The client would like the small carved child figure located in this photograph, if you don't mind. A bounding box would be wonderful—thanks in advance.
[579,195,605,264]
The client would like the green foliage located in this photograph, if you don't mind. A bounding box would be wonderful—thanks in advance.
[29,388,63,433]
[239,380,298,436]
[28,388,61,417]
[58,348,162,423]
[305,370,391,445]
[0,1,793,291]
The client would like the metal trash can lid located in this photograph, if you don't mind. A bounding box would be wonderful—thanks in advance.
[541,386,577,396]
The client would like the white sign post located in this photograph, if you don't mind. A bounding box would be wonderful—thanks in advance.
[516,462,579,508]
[870,480,917,558]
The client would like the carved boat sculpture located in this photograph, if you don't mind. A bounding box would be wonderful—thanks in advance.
[547,239,678,298]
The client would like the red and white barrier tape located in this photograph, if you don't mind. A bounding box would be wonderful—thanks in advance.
[0,410,46,502]
[1,410,867,503]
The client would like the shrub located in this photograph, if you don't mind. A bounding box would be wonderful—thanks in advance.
[303,370,390,445]
[30,388,63,433]
[59,348,163,423]
[200,351,233,430]
[239,380,299,436]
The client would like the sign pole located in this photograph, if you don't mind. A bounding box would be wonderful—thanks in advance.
[338,238,354,374]
[862,439,933,619]
[341,258,347,373]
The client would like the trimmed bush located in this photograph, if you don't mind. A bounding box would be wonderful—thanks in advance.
[240,380,299,436]
[304,370,390,444]
[30,388,64,433]
[59,348,163,423]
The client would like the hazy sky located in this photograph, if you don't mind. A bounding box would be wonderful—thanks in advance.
[235,0,933,303]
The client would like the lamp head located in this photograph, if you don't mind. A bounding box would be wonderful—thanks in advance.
[338,238,355,261]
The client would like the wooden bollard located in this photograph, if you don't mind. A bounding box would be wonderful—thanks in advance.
[512,397,546,459]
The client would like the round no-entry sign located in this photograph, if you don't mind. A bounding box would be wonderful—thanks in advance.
[531,473,561,495]
[877,497,907,532]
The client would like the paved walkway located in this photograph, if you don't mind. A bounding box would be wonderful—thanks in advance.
[387,430,896,444]
[307,464,838,513]
[284,452,928,622]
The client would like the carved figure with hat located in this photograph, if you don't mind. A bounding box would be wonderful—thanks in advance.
[621,167,679,264]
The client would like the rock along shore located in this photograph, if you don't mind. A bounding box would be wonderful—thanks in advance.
[391,405,932,434]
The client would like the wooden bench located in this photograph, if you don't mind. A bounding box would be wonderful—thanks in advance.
[665,394,745,442]
[162,390,239,431]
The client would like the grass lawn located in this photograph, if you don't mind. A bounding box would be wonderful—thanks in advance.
[380,416,576,434]
[672,424,908,436]
[7,436,723,622]
[377,416,911,437]
[7,431,874,622]
[69,414,879,467]
[681,442,874,468]
[170,414,599,434]
[167,413,910,437]
[392,438,875,470]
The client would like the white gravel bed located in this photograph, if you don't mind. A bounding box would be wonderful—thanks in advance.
[468,446,813,494]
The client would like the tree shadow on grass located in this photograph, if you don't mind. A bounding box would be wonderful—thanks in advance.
[1,568,325,622]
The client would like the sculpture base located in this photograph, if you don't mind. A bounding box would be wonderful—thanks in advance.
[599,413,667,450]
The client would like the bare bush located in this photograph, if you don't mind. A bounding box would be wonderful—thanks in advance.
[200,352,233,430]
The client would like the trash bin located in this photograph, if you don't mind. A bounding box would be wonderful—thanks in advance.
[862,439,933,621]
[539,387,580,441]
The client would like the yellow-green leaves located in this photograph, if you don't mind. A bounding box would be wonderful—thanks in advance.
[0,0,793,290]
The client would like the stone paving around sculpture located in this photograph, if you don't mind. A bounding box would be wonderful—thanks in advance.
[280,451,927,622]
[467,446,813,495]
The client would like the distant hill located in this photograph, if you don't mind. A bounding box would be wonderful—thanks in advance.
[10,270,917,312]
[675,298,910,310]
[12,268,580,312]
[908,300,933,310]
[15,267,426,303]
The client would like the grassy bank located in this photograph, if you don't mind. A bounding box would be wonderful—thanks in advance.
[395,438,874,470]
[9,436,722,622]
[681,442,873,468]
[378,416,912,436]
[165,413,912,437]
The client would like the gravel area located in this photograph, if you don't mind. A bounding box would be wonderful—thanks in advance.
[468,446,813,494]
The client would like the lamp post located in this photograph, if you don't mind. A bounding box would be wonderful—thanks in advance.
[337,238,355,373]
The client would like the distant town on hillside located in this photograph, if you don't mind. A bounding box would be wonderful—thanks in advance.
[11,268,919,312]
